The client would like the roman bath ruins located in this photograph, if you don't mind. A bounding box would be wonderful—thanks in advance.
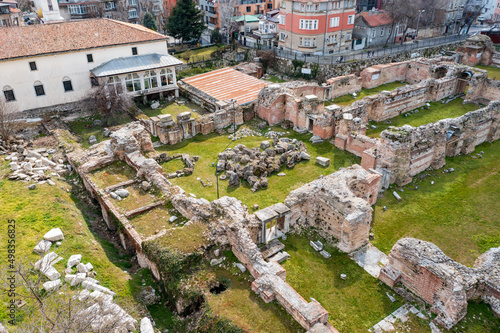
[2,35,499,332]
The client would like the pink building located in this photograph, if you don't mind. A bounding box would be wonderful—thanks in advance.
[278,0,356,55]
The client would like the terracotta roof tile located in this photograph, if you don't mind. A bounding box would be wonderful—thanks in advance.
[0,18,168,61]
[359,11,393,27]
[9,7,20,13]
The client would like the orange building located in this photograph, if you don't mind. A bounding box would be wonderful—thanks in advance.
[278,0,355,55]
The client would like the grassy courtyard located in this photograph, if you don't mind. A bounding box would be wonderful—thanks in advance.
[365,98,480,137]
[174,46,219,63]
[475,64,500,80]
[139,100,204,119]
[207,251,305,333]
[371,141,500,266]
[280,234,402,332]
[156,128,360,209]
[326,81,406,107]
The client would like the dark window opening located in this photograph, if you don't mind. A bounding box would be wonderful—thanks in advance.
[246,6,251,12]
[87,54,94,63]
[34,84,45,96]
[63,80,73,92]
[90,77,99,87]
[29,61,37,71]
[4,89,15,101]
[132,47,138,55]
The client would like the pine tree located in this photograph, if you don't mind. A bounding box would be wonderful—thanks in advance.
[166,0,206,47]
[143,12,158,31]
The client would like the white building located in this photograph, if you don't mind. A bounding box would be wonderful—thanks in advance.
[0,19,183,114]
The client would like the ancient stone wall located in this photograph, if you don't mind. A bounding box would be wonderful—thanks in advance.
[326,74,361,99]
[456,35,497,67]
[284,165,380,253]
[379,238,500,330]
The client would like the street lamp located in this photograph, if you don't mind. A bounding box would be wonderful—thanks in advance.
[415,10,425,40]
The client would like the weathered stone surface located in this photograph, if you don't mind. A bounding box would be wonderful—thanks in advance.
[44,228,64,242]
[43,279,62,292]
[115,188,130,198]
[67,254,82,268]
[140,317,155,333]
[315,157,330,167]
[33,240,52,254]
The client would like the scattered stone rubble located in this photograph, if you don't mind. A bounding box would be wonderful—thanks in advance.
[217,139,310,192]
[5,148,71,184]
[379,238,500,330]
[31,228,139,332]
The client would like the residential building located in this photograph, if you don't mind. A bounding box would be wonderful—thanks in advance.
[254,8,280,47]
[355,0,382,13]
[494,0,500,21]
[352,10,404,50]
[58,0,163,27]
[0,19,182,113]
[200,0,279,31]
[278,0,356,55]
[442,0,466,35]
[0,0,21,26]
[33,0,64,22]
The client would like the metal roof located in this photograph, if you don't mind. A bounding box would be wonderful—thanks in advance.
[90,53,183,77]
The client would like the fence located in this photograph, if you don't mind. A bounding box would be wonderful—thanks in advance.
[243,34,469,64]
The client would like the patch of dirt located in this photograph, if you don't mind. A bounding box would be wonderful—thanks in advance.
[33,135,58,148]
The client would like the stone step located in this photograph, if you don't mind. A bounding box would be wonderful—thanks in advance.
[268,251,290,263]
[261,239,285,259]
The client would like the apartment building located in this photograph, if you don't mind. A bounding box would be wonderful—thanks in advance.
[278,0,356,55]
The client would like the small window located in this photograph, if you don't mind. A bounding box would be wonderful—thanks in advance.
[34,81,45,96]
[132,47,138,55]
[29,61,37,71]
[3,86,15,101]
[63,78,73,92]
[87,54,93,63]
[246,6,251,12]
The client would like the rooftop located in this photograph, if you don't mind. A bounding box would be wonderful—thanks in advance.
[181,67,268,105]
[91,53,183,77]
[0,18,168,61]
[358,11,393,27]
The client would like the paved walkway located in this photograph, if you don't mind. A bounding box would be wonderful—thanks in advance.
[349,243,388,278]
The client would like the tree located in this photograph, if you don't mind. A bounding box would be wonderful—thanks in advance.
[86,81,132,127]
[166,0,206,48]
[143,12,158,31]
[461,0,486,34]
[0,96,19,142]
[218,0,239,45]
[211,28,223,45]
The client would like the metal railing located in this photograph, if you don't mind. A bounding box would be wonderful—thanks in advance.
[243,34,469,64]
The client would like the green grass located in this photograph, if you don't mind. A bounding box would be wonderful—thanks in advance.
[155,127,360,209]
[326,81,406,107]
[207,250,305,333]
[175,46,219,63]
[113,183,162,213]
[129,204,188,239]
[161,158,187,175]
[281,234,402,332]
[0,167,142,327]
[265,75,286,83]
[475,64,500,80]
[365,98,480,137]
[151,222,209,254]
[67,114,133,149]
[372,141,500,266]
[139,101,203,119]
[89,161,136,189]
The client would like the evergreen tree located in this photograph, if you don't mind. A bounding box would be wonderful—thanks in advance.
[143,12,158,31]
[166,0,206,47]
[211,28,222,45]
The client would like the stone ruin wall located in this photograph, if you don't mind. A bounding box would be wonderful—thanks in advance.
[456,34,497,67]
[326,74,361,100]
[62,122,390,333]
[379,238,500,330]
[284,165,381,253]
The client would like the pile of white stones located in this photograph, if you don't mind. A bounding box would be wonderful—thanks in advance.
[5,148,71,184]
[33,228,141,332]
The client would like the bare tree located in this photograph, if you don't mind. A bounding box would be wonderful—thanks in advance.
[218,0,239,45]
[85,81,132,127]
[0,97,19,142]
[461,0,486,34]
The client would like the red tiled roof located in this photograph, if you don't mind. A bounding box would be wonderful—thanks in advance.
[0,18,168,61]
[359,11,393,27]
[9,7,20,13]
[181,68,268,105]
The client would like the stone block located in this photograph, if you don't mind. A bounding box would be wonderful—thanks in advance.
[33,240,52,254]
[67,254,82,268]
[43,279,62,292]
[44,228,64,242]
[140,317,155,333]
[315,157,330,167]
